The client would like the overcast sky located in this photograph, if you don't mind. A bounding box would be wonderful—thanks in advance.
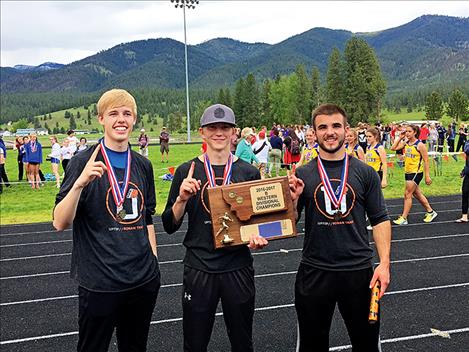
[1,1,468,67]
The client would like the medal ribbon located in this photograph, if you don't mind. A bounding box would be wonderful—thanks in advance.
[317,153,349,209]
[203,153,233,188]
[99,139,132,207]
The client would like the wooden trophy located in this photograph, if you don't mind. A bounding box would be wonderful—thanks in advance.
[207,176,297,249]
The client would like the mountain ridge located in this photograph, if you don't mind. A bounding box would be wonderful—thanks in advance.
[1,15,468,94]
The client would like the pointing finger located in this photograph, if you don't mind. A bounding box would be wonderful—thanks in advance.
[88,144,101,163]
[187,161,195,179]
[291,163,296,175]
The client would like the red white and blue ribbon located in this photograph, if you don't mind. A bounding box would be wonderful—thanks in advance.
[203,153,233,188]
[317,153,349,209]
[99,139,132,208]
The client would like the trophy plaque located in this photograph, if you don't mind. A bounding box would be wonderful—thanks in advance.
[207,176,297,249]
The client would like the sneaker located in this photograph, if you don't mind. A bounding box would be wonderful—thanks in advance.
[423,211,438,223]
[393,216,408,225]
[367,225,373,231]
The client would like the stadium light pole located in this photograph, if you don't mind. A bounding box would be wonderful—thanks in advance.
[171,0,199,143]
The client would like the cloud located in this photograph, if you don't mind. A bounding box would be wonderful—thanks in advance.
[1,1,468,66]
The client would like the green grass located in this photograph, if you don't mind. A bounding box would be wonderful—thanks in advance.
[0,143,465,225]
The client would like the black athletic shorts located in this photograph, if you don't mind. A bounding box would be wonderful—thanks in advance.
[405,172,423,185]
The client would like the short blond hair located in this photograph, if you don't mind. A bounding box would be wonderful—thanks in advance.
[97,89,137,117]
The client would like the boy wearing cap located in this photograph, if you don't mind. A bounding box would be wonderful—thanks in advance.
[162,104,268,352]
[53,89,160,352]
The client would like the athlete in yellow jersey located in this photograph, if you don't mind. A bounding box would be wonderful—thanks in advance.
[391,124,437,225]
[298,128,319,166]
[345,128,365,161]
[365,128,387,188]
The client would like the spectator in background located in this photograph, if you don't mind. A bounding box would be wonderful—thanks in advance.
[61,138,74,174]
[436,123,446,153]
[357,123,368,151]
[15,137,26,181]
[24,132,42,189]
[138,129,149,158]
[446,124,456,153]
[22,136,30,182]
[456,139,469,223]
[76,137,88,154]
[67,130,78,154]
[345,128,365,162]
[456,123,468,153]
[0,137,10,188]
[252,130,271,178]
[230,128,240,154]
[49,136,62,188]
[428,123,438,153]
[268,128,283,177]
[159,127,170,163]
[236,127,258,165]
[0,139,6,193]
[298,127,319,166]
[419,123,429,144]
[283,128,301,169]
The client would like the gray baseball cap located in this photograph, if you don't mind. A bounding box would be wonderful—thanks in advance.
[200,104,236,127]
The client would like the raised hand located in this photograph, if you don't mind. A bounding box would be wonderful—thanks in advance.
[75,144,107,189]
[178,161,201,202]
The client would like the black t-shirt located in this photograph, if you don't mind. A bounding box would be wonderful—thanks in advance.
[296,156,389,271]
[55,144,159,292]
[162,157,260,273]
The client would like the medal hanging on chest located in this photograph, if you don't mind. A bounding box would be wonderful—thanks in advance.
[203,153,233,188]
[317,154,349,221]
[99,139,132,221]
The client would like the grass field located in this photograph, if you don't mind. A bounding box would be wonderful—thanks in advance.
[0,143,465,225]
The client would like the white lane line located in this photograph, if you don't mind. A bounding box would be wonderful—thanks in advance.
[329,327,469,351]
[0,240,72,248]
[3,273,469,307]
[0,229,71,237]
[2,232,467,261]
[1,285,468,345]
[391,253,469,264]
[0,271,69,280]
[0,253,70,262]
[0,201,461,238]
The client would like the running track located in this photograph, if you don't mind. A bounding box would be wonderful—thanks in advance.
[1,195,468,351]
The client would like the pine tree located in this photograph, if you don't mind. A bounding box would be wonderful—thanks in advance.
[311,66,321,111]
[425,91,444,121]
[447,89,468,121]
[342,37,386,125]
[295,64,311,124]
[224,88,232,107]
[243,73,260,127]
[325,48,344,106]
[76,111,81,119]
[233,78,246,127]
[260,79,273,126]
[217,88,226,105]
[69,115,77,130]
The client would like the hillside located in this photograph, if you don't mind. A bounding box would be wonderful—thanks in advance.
[1,15,468,95]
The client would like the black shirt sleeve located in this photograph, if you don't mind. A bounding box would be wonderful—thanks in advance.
[144,160,156,225]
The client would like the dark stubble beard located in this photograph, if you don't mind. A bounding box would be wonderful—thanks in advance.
[318,135,346,154]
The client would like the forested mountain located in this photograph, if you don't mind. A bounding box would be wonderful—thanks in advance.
[2,15,467,94]
[1,15,468,124]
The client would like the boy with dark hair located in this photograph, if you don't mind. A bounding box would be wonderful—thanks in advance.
[289,103,391,352]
